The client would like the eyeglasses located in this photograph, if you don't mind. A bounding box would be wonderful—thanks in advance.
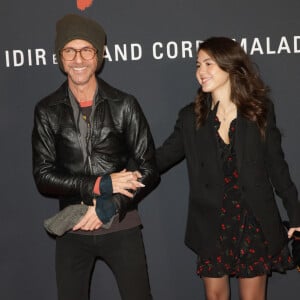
[60,47,98,61]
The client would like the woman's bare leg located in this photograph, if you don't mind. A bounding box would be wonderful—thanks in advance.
[238,275,267,300]
[202,276,230,300]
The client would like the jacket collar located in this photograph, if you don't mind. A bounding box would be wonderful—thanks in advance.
[51,77,116,106]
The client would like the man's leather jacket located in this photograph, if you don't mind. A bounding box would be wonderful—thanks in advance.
[32,78,159,220]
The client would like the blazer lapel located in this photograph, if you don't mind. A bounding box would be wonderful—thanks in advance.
[195,106,223,174]
[235,112,247,173]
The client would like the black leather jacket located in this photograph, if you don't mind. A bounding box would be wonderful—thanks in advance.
[32,78,159,220]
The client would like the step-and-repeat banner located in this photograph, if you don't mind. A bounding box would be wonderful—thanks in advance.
[1,1,300,299]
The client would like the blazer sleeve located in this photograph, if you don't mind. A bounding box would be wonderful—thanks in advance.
[265,101,300,226]
[156,106,187,174]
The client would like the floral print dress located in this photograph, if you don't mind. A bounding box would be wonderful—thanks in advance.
[196,116,294,278]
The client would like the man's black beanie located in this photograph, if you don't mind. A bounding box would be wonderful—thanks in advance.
[55,14,106,72]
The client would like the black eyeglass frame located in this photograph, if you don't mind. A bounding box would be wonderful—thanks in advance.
[60,47,98,61]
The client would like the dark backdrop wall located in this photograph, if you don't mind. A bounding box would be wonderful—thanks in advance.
[1,1,300,299]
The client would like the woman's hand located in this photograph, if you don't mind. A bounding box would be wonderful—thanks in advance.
[287,227,300,239]
[110,169,144,198]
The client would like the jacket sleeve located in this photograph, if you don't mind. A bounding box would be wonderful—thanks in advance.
[114,96,160,220]
[156,107,186,174]
[32,103,97,203]
[265,101,300,226]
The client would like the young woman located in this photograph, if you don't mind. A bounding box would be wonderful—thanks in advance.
[156,37,300,300]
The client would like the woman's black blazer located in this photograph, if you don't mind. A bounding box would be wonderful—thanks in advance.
[156,100,300,257]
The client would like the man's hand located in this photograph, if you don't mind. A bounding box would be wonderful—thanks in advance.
[110,169,144,198]
[73,202,103,231]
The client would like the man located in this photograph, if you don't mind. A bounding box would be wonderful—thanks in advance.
[32,14,158,300]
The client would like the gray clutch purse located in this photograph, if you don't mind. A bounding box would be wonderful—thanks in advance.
[44,204,89,236]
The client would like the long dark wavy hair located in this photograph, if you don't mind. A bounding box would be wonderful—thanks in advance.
[195,37,270,137]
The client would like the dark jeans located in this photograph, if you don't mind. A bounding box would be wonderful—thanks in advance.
[55,226,152,300]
